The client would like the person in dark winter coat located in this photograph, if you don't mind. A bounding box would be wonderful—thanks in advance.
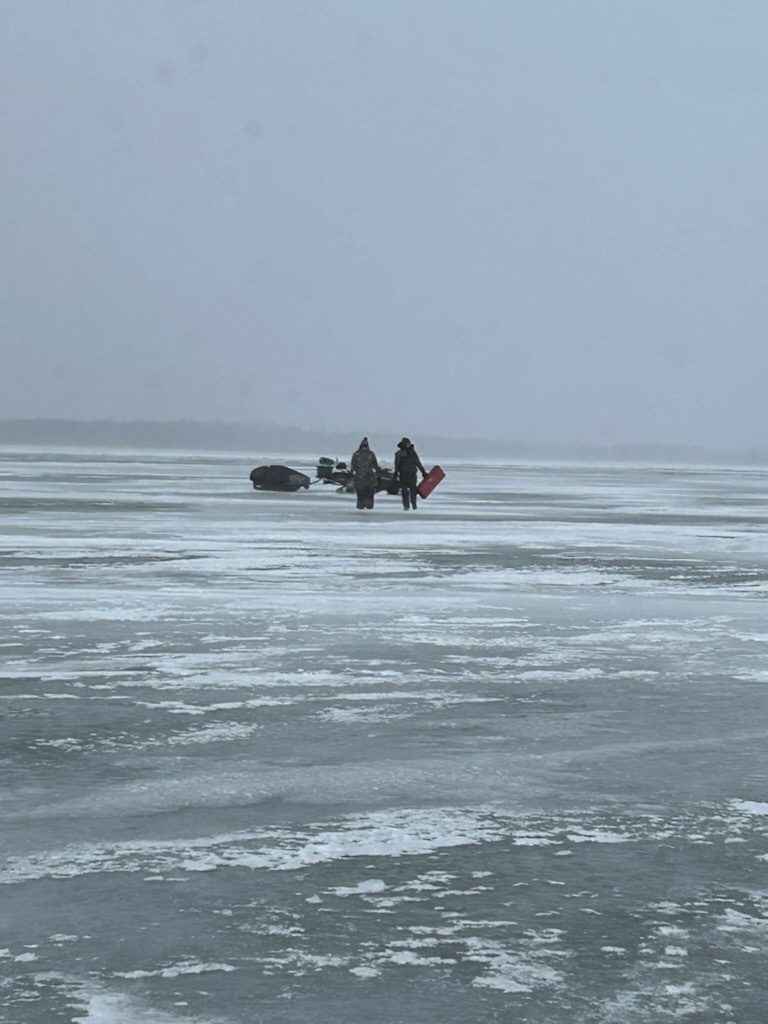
[393,437,427,510]
[350,437,380,510]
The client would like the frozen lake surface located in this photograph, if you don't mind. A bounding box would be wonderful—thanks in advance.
[2,446,768,1023]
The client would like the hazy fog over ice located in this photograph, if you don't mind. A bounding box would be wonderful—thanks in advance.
[2,0,767,449]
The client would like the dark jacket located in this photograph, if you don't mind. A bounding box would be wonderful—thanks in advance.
[394,445,426,483]
[351,446,379,486]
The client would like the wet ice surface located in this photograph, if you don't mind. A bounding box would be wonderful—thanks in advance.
[2,448,768,1024]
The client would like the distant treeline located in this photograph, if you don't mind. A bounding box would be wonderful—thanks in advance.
[0,418,325,453]
[0,418,765,465]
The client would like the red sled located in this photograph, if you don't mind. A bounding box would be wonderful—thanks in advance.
[417,465,445,499]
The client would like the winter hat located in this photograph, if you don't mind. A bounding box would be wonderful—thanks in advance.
[360,437,369,448]
[399,437,412,448]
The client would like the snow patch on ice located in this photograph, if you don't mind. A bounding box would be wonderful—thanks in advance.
[0,808,507,882]
[167,722,259,745]
[113,960,236,979]
[566,829,630,844]
[511,831,560,847]
[350,965,381,978]
[70,987,226,1023]
[329,878,388,896]
[731,799,768,816]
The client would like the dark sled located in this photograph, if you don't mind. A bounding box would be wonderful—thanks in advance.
[249,465,311,492]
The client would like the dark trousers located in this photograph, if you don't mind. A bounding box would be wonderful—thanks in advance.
[400,476,418,509]
[355,483,375,509]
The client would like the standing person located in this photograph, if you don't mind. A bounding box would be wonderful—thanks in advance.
[350,437,379,510]
[394,437,427,510]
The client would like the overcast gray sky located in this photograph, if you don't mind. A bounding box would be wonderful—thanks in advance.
[2,0,767,448]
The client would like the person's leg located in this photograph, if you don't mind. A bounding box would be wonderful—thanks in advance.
[402,476,418,509]
[400,484,410,510]
[356,486,365,510]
